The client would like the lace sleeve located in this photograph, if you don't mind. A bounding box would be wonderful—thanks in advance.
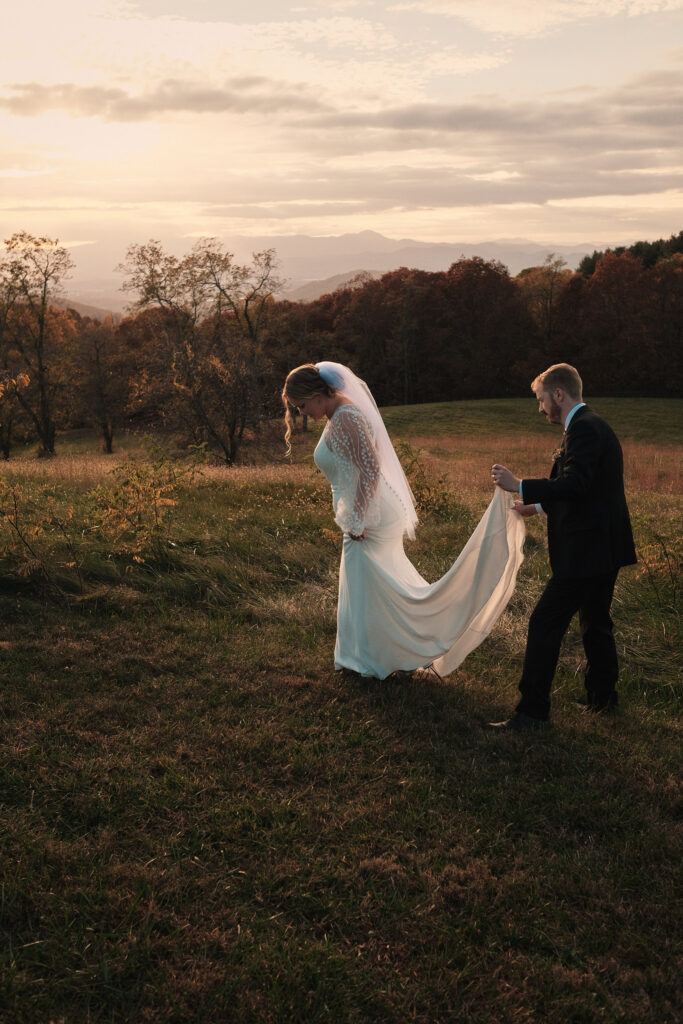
[326,406,381,535]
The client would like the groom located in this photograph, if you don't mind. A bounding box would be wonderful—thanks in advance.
[490,363,636,730]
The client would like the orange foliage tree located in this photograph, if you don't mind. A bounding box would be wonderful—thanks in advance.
[68,314,131,453]
[1,232,75,456]
[119,240,282,464]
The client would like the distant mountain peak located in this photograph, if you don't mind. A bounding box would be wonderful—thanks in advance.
[60,231,601,313]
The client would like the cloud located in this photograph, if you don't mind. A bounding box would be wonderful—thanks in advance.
[2,3,511,111]
[0,78,331,121]
[296,64,683,156]
[2,5,411,108]
[0,168,60,179]
[3,2,682,253]
[265,14,397,51]
[389,1,683,37]
[3,60,681,222]
[198,160,683,214]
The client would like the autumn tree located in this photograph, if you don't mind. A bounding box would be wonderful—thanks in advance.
[0,256,24,457]
[0,369,30,459]
[316,273,398,404]
[119,239,282,463]
[579,252,650,393]
[71,315,130,453]
[516,255,573,348]
[437,258,536,398]
[367,268,433,405]
[1,232,75,455]
[648,253,683,395]
[115,307,177,429]
[279,259,538,405]
[578,229,683,276]
[263,298,315,394]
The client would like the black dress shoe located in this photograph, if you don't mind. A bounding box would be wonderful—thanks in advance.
[488,712,548,731]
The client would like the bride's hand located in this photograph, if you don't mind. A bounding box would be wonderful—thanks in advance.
[349,531,366,541]
[512,501,537,518]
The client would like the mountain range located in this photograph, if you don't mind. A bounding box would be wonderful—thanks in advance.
[62,230,596,314]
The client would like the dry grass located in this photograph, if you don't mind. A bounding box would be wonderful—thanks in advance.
[198,462,322,487]
[1,450,323,495]
[8,436,677,507]
[0,400,680,1024]
[245,581,338,627]
[407,434,681,496]
[0,452,129,487]
[622,442,682,494]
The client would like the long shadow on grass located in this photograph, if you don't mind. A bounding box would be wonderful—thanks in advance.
[330,668,680,1021]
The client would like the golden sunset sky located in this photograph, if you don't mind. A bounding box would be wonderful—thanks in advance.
[2,0,683,281]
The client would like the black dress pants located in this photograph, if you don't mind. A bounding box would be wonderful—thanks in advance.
[516,572,619,720]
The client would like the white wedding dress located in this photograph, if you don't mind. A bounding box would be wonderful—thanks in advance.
[314,403,525,679]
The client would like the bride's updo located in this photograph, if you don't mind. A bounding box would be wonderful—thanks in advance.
[282,363,335,454]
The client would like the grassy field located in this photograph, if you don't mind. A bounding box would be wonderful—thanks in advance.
[0,399,680,1023]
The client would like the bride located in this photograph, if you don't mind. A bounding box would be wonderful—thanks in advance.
[282,362,525,680]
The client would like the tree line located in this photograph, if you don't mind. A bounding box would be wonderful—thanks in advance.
[1,231,681,463]
[578,229,683,275]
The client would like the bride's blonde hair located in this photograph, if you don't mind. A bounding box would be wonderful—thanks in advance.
[282,363,335,454]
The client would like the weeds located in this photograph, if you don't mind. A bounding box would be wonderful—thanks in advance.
[635,528,681,609]
[0,478,72,595]
[396,440,475,529]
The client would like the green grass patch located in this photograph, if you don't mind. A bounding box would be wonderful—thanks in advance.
[381,396,683,445]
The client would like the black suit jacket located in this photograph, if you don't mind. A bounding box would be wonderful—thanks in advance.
[521,406,636,579]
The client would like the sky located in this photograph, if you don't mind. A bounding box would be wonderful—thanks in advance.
[2,0,683,274]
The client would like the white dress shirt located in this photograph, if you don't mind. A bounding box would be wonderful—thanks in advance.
[522,403,586,512]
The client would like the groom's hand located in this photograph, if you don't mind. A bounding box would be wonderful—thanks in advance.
[491,464,521,492]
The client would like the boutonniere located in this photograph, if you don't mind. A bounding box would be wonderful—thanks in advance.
[552,447,563,462]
